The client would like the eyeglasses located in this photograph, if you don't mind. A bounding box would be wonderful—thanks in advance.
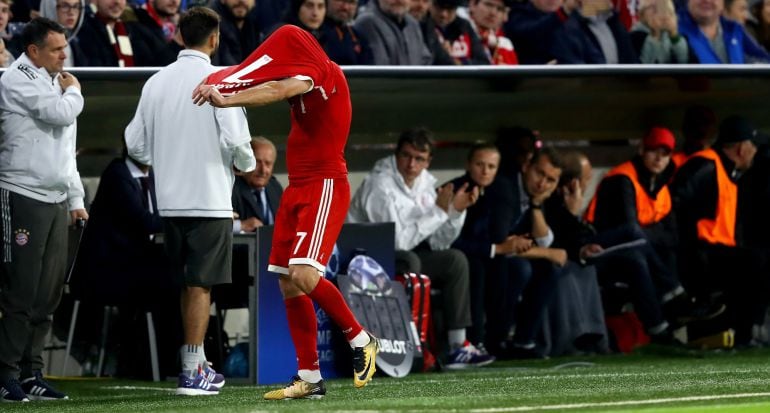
[56,3,83,12]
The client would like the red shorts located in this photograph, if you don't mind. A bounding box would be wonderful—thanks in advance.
[267,178,349,274]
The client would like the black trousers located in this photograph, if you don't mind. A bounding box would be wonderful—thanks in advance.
[0,191,68,380]
[679,242,770,344]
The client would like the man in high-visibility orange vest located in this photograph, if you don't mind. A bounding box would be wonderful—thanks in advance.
[671,115,770,346]
[585,127,720,344]
[671,105,717,168]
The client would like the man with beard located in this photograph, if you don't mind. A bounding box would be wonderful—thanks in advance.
[125,7,256,395]
[211,0,262,65]
[321,0,373,64]
[132,0,183,65]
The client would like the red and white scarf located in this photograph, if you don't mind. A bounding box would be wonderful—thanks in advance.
[99,15,134,67]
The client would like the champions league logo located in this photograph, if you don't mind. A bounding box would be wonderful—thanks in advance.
[347,255,392,295]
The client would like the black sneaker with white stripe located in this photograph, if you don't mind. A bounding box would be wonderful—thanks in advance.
[20,371,68,400]
[0,377,30,402]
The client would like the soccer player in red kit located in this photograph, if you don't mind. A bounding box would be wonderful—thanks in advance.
[193,24,377,400]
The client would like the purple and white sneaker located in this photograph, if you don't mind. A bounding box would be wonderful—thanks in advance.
[175,373,219,396]
[203,365,225,390]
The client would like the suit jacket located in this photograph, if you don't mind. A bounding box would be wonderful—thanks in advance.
[449,173,518,258]
[231,175,283,224]
[72,158,166,304]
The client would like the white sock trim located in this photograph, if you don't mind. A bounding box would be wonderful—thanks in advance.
[181,344,204,377]
[448,329,466,349]
[298,369,322,384]
[349,330,370,348]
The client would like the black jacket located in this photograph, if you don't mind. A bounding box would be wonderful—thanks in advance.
[592,156,677,247]
[545,192,595,261]
[740,145,770,248]
[210,0,262,66]
[72,158,166,304]
[504,2,564,64]
[75,11,170,66]
[320,19,374,65]
[670,149,741,246]
[231,175,283,224]
[449,173,517,257]
[550,11,639,64]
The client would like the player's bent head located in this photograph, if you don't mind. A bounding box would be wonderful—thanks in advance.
[180,6,220,48]
[21,17,66,54]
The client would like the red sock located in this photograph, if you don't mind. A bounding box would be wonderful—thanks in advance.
[284,295,319,371]
[308,277,363,341]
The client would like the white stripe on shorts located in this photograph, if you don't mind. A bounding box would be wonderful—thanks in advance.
[308,179,333,262]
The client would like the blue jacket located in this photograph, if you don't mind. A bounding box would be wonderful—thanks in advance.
[678,11,770,63]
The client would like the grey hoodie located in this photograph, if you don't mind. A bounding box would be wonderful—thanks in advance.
[39,0,86,67]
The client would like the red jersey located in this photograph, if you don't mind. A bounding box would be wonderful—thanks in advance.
[477,28,519,65]
[206,25,350,183]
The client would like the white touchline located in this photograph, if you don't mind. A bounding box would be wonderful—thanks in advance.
[469,392,770,412]
[102,386,176,393]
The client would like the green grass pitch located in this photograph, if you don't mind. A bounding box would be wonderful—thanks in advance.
[5,347,770,412]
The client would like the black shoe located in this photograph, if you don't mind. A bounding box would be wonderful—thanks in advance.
[0,377,30,402]
[507,344,548,360]
[665,294,726,326]
[20,371,68,401]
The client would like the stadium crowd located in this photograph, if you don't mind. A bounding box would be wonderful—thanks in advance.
[3,0,770,67]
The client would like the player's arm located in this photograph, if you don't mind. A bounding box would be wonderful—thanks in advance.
[193,78,312,108]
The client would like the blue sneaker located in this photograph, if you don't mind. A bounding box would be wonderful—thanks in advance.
[0,378,29,402]
[20,372,67,400]
[203,364,225,390]
[445,341,496,369]
[175,373,219,396]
